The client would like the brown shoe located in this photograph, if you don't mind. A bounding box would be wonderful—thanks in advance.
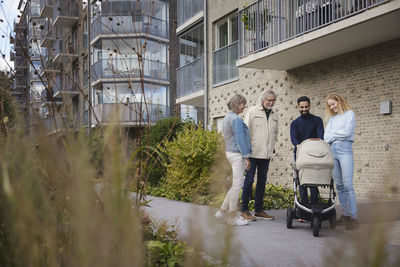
[241,211,256,221]
[254,211,275,220]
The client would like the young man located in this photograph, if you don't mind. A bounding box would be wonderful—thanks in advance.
[240,90,278,221]
[290,96,324,205]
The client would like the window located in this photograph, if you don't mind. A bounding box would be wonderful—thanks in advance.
[179,23,204,66]
[213,14,239,85]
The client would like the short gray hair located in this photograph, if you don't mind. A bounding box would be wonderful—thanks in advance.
[259,90,275,104]
[227,93,247,111]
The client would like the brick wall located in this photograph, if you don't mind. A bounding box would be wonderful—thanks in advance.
[207,0,400,202]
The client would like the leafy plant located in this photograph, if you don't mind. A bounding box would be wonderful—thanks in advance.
[241,8,272,32]
[245,183,294,210]
[160,124,220,202]
[142,117,193,187]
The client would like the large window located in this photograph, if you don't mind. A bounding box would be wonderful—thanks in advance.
[177,0,204,26]
[179,23,203,66]
[91,38,168,81]
[213,14,239,85]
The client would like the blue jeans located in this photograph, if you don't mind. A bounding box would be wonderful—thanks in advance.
[331,142,357,219]
[241,158,270,213]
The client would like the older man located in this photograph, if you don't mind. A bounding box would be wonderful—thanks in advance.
[240,90,278,221]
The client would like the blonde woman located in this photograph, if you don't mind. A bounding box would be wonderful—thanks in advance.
[215,94,252,226]
[324,94,358,230]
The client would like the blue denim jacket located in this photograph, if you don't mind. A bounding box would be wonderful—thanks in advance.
[222,111,252,158]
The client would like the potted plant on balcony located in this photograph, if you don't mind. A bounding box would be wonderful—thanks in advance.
[240,7,272,51]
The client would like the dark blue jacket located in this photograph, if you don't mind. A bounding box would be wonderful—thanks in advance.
[290,114,324,146]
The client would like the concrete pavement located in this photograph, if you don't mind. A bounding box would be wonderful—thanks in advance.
[141,196,400,266]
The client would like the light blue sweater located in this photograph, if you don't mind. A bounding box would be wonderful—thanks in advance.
[324,110,356,144]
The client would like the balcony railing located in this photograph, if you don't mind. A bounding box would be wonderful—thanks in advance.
[177,0,204,26]
[92,103,169,125]
[52,39,78,64]
[213,41,239,85]
[14,78,27,88]
[53,75,79,97]
[40,0,55,17]
[52,1,79,28]
[91,58,168,82]
[40,21,56,48]
[90,14,168,41]
[14,57,28,69]
[239,0,390,58]
[176,57,204,98]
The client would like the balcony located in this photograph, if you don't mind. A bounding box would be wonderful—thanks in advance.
[40,88,62,105]
[42,114,71,134]
[91,58,168,85]
[14,78,27,89]
[90,14,168,43]
[91,103,169,126]
[14,57,28,70]
[177,0,204,33]
[237,0,400,70]
[40,61,61,79]
[52,39,78,65]
[176,57,204,107]
[39,22,56,48]
[40,0,55,18]
[213,41,239,86]
[13,20,26,32]
[53,74,79,98]
[52,1,79,28]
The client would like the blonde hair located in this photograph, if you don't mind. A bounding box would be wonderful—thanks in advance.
[227,94,247,112]
[325,93,351,116]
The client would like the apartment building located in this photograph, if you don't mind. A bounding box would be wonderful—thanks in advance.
[11,0,175,134]
[176,0,400,199]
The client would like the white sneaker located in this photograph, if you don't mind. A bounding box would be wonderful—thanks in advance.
[226,216,249,226]
[215,209,227,220]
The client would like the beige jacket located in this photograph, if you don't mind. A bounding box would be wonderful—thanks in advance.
[244,104,278,159]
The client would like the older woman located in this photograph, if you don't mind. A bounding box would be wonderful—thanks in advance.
[215,94,252,226]
[324,94,359,230]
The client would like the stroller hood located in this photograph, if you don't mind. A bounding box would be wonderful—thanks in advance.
[296,139,334,170]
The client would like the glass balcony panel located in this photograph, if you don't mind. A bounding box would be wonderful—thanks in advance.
[92,58,168,82]
[92,103,169,124]
[90,14,167,41]
[213,41,239,85]
[178,0,203,26]
[176,57,204,98]
[40,0,55,17]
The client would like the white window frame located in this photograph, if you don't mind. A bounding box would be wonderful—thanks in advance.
[215,14,237,50]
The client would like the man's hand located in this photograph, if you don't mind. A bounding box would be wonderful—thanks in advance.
[245,158,251,171]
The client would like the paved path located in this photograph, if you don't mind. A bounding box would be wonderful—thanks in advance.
[142,196,400,267]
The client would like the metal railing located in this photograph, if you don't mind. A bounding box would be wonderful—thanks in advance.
[92,58,168,82]
[53,0,79,18]
[239,0,390,58]
[177,0,204,26]
[213,41,239,85]
[176,57,204,98]
[92,103,169,124]
[90,14,168,41]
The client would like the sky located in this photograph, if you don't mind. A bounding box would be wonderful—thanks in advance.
[0,0,22,71]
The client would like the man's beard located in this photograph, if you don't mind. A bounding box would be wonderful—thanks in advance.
[300,111,309,116]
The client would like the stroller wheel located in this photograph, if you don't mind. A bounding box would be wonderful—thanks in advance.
[287,207,293,229]
[329,209,337,230]
[313,216,320,237]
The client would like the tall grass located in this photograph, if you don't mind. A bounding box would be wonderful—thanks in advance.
[0,119,144,266]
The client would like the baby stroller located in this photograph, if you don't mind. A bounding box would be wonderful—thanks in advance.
[286,138,337,237]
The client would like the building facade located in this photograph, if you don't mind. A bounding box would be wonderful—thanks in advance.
[11,0,175,134]
[176,0,400,199]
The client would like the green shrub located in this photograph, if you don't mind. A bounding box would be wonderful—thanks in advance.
[246,183,294,210]
[142,117,193,187]
[160,124,220,202]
